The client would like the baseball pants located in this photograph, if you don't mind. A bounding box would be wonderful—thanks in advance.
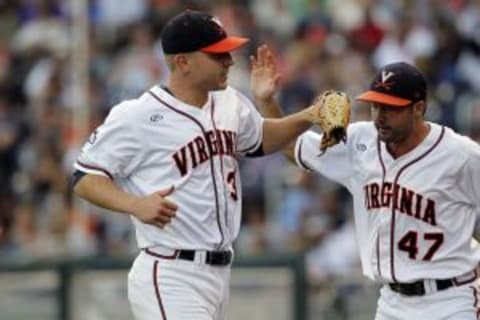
[375,279,480,320]
[128,249,231,320]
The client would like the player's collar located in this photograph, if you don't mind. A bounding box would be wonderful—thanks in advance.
[161,85,175,97]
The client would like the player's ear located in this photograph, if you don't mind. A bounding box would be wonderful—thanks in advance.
[413,101,426,118]
[173,54,190,72]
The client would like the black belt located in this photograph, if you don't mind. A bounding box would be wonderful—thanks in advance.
[144,248,232,266]
[388,270,478,296]
[388,279,454,296]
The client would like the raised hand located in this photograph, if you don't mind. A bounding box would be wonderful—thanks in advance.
[250,45,281,103]
[130,186,178,229]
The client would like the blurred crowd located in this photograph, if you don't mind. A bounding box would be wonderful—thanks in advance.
[0,0,479,283]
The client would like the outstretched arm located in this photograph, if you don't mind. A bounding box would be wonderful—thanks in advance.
[261,110,311,159]
[250,45,302,160]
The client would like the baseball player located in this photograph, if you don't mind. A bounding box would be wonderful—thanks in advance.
[73,10,319,320]
[260,61,480,319]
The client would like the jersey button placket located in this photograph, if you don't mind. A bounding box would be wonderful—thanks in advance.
[377,221,392,280]
[203,110,229,249]
[205,108,231,248]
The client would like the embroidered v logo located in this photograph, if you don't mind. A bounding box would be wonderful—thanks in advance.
[381,70,394,83]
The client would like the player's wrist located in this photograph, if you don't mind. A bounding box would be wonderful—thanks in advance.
[254,93,274,104]
[123,195,142,217]
[256,96,284,119]
[301,105,317,124]
[255,95,276,111]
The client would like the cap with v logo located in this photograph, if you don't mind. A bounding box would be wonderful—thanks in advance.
[161,10,249,54]
[356,62,427,107]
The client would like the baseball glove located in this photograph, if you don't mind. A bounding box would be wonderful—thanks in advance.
[311,90,351,153]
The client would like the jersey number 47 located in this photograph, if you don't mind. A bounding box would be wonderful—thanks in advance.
[398,231,444,261]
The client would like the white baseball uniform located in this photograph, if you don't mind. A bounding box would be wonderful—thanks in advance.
[295,121,480,319]
[74,85,264,320]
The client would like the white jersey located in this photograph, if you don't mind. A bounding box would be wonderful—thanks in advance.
[75,85,263,251]
[295,121,480,283]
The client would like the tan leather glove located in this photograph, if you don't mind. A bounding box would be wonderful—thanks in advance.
[311,90,351,153]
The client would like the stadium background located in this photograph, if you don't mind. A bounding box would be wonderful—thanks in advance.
[0,0,479,319]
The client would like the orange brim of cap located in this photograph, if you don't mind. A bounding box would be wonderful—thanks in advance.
[201,36,249,53]
[356,91,411,107]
